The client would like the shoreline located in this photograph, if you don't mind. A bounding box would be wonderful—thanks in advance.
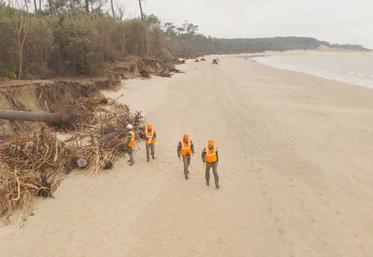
[242,51,373,89]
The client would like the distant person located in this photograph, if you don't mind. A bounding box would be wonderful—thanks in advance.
[144,122,157,162]
[177,133,195,180]
[201,139,220,189]
[126,124,136,166]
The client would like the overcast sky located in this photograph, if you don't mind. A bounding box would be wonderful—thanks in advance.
[118,0,373,49]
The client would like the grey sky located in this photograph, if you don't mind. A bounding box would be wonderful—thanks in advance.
[119,0,373,49]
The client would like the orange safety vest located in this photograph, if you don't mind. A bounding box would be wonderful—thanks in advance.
[128,131,135,148]
[145,128,156,145]
[179,139,193,156]
[205,145,217,163]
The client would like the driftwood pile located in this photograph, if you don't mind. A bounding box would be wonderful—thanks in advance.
[0,127,69,217]
[67,108,145,174]
[137,57,180,78]
[110,57,180,81]
[0,93,145,218]
[174,58,186,64]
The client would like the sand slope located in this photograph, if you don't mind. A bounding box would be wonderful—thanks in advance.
[1,55,373,257]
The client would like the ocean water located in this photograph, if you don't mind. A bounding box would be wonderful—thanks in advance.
[253,53,373,88]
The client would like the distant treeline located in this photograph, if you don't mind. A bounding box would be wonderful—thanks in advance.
[171,36,322,57]
[0,3,369,80]
[319,41,368,51]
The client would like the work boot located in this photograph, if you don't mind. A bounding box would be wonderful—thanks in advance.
[129,162,134,166]
[185,174,189,180]
[206,181,210,186]
[152,155,155,160]
[216,185,220,189]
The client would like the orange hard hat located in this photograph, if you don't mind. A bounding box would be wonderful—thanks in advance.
[183,133,190,139]
[208,139,214,145]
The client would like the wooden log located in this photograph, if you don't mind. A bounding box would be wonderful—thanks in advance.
[0,109,67,124]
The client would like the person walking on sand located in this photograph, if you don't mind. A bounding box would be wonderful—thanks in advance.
[201,139,220,189]
[144,122,157,162]
[126,124,136,166]
[177,133,195,180]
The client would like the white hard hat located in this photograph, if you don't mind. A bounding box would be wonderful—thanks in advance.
[126,124,134,130]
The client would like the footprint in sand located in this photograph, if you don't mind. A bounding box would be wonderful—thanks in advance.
[277,229,285,236]
[274,215,280,223]
[357,245,365,252]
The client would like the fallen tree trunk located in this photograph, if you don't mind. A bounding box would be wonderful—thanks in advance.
[0,109,67,124]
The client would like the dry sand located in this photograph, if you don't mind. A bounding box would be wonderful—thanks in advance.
[1,54,373,257]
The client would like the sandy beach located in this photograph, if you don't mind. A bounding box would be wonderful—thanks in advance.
[1,54,373,257]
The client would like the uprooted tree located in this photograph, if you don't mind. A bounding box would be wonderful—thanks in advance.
[0,84,145,218]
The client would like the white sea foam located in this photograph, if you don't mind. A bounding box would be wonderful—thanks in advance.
[253,53,373,88]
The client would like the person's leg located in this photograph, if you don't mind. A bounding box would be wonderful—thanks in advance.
[187,155,191,174]
[128,148,134,165]
[182,155,189,179]
[205,163,211,185]
[187,155,191,166]
[146,144,150,162]
[150,143,155,159]
[213,162,219,188]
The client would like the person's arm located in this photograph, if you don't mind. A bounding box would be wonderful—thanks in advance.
[153,131,157,139]
[201,148,206,163]
[216,150,219,162]
[191,141,195,154]
[177,142,181,158]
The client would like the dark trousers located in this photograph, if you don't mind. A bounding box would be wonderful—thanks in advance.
[206,162,219,186]
[182,155,191,177]
[146,143,155,161]
[128,148,134,164]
